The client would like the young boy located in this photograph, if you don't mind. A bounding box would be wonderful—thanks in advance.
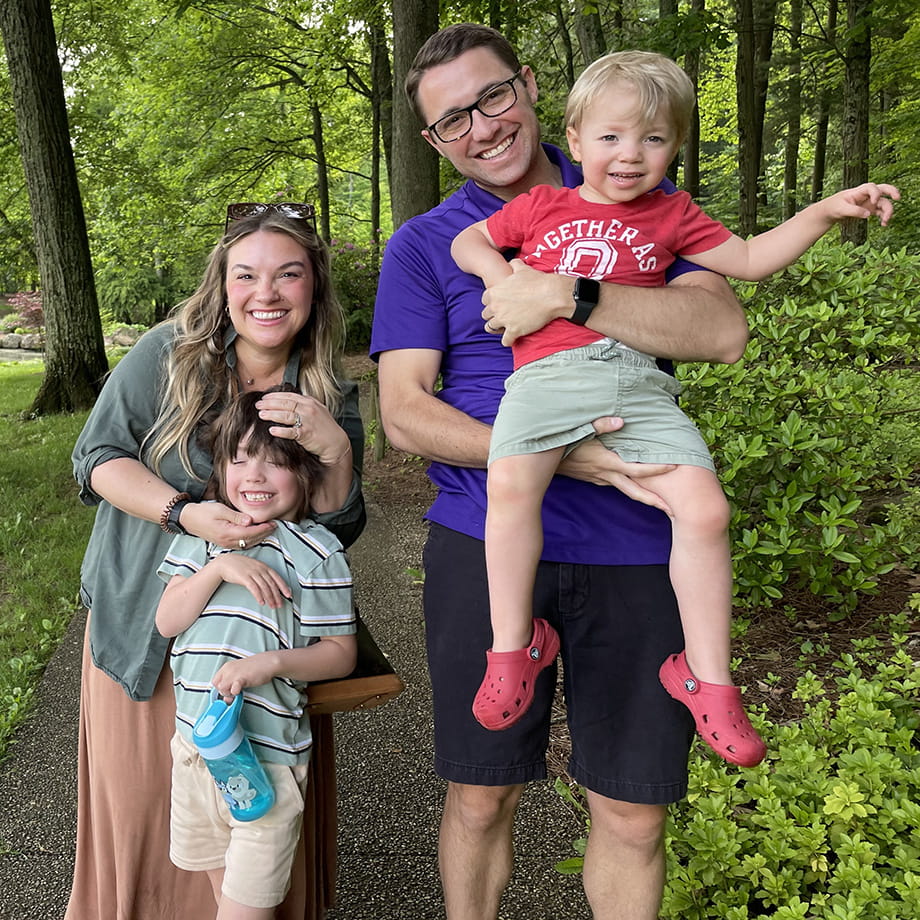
[451,50,897,764]
[155,390,356,918]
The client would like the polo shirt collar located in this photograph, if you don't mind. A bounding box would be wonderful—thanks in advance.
[462,143,584,211]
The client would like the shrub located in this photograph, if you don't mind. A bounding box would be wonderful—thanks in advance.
[329,236,381,351]
[661,632,920,919]
[556,622,920,919]
[678,240,920,614]
[0,290,44,333]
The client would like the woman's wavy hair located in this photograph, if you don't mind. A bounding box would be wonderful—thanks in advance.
[207,387,324,520]
[144,210,345,477]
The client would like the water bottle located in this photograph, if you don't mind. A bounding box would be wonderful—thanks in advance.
[192,688,275,821]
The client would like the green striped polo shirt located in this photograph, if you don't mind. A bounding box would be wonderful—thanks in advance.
[158,518,355,765]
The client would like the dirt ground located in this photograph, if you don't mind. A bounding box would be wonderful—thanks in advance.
[345,353,920,777]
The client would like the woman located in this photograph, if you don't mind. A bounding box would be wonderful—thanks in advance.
[68,203,365,919]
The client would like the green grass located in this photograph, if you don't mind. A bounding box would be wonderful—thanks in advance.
[0,359,95,760]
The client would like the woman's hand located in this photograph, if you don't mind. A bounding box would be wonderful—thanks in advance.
[558,417,675,514]
[255,389,354,513]
[181,500,276,550]
[256,390,351,467]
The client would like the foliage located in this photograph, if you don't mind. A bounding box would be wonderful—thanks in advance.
[0,291,43,333]
[0,361,94,760]
[678,239,920,616]
[662,636,920,919]
[0,0,915,329]
[884,490,920,571]
[330,235,381,351]
[556,625,920,919]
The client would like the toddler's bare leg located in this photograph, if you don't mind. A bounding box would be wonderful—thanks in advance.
[485,448,565,652]
[643,464,733,685]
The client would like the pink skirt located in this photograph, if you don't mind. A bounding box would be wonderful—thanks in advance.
[65,616,336,919]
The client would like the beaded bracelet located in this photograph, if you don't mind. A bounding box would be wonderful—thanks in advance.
[159,492,191,533]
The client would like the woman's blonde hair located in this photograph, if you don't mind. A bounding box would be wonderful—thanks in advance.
[145,211,345,477]
[565,51,696,149]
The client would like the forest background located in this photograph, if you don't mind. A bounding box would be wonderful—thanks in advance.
[1,0,919,336]
[0,1,919,917]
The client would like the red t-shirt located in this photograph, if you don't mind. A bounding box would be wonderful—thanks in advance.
[486,184,733,369]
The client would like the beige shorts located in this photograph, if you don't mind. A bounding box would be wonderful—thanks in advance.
[490,339,715,471]
[169,733,310,909]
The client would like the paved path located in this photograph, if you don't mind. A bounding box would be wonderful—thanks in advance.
[0,348,42,363]
[0,493,588,919]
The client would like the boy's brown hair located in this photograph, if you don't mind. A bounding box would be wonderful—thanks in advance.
[208,385,324,520]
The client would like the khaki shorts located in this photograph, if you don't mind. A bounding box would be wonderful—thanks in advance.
[490,339,715,471]
[169,733,310,909]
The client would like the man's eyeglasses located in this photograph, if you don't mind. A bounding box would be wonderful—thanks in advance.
[225,202,317,234]
[425,72,523,144]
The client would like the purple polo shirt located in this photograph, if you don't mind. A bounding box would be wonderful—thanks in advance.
[370,144,701,565]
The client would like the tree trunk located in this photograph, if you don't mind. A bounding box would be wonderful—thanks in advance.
[753,0,776,214]
[369,18,392,261]
[682,0,706,200]
[0,0,107,413]
[554,0,575,87]
[574,10,606,67]
[389,0,440,229]
[735,0,775,233]
[659,0,681,184]
[811,0,838,201]
[782,0,803,219]
[312,103,331,240]
[604,0,626,51]
[489,0,502,32]
[841,0,871,245]
[735,0,759,234]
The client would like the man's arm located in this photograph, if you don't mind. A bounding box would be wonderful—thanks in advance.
[377,348,493,468]
[482,260,749,364]
[377,346,677,508]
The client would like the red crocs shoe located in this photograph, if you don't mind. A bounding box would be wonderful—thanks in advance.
[659,651,766,767]
[472,618,560,731]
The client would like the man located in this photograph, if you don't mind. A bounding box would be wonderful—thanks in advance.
[370,23,749,920]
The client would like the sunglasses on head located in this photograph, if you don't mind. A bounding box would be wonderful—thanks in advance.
[225,202,317,234]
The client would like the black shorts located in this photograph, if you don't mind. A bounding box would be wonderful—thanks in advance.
[423,523,694,804]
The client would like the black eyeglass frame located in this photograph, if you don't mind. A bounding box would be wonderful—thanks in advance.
[225,202,318,234]
[425,72,524,144]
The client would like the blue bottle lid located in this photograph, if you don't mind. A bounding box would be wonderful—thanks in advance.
[192,688,245,760]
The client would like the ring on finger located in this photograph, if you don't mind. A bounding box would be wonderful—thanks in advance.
[293,412,302,429]
[238,539,247,550]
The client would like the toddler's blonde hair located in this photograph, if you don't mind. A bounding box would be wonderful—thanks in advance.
[565,50,696,148]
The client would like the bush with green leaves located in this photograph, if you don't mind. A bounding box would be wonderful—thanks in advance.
[329,236,381,351]
[662,631,920,919]
[556,618,920,919]
[677,239,920,614]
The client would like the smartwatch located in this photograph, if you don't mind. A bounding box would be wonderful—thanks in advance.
[164,499,191,535]
[570,277,600,326]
